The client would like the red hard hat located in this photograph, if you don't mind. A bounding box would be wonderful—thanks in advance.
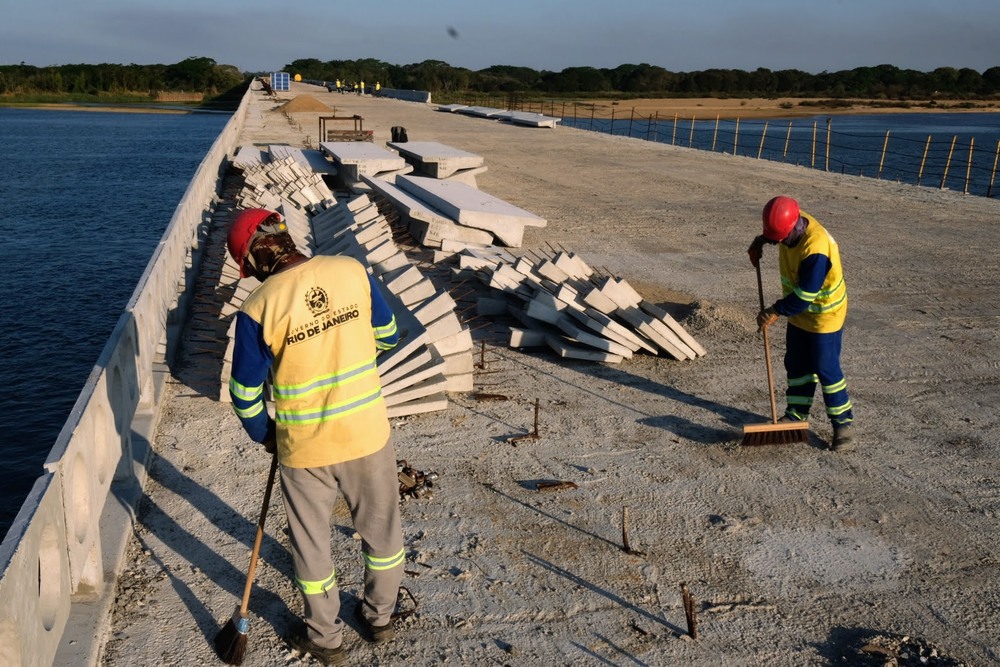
[761,196,800,242]
[227,209,284,278]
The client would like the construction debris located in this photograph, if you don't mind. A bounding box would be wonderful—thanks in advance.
[397,460,439,500]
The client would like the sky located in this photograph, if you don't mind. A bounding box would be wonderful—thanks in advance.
[3,0,998,75]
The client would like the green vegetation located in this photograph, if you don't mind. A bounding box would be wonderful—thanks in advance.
[3,57,999,105]
[287,58,1000,100]
[0,57,248,108]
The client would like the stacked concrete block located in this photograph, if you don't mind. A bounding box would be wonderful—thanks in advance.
[359,174,494,250]
[460,247,707,363]
[237,155,336,212]
[396,175,546,248]
[387,140,489,187]
[319,141,413,190]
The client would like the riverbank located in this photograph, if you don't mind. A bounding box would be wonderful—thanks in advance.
[98,83,1000,666]
[8,96,1000,120]
[583,96,1000,120]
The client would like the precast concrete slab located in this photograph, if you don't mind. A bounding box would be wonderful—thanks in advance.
[396,175,545,247]
[387,141,485,179]
[320,142,407,180]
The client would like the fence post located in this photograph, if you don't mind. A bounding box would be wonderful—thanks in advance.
[611,108,616,136]
[689,114,696,147]
[877,130,890,179]
[629,108,635,138]
[825,118,832,172]
[783,121,792,159]
[964,137,975,194]
[734,118,740,155]
[988,140,1000,198]
[917,135,932,186]
[757,121,769,159]
[712,114,720,151]
[811,121,818,168]
[672,113,678,145]
[940,135,957,189]
[589,105,595,132]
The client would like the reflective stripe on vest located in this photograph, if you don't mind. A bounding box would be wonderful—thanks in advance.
[272,357,378,400]
[276,386,384,425]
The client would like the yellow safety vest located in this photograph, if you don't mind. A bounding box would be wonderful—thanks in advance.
[778,213,848,333]
[240,256,390,467]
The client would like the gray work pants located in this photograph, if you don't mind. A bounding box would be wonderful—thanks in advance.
[279,439,404,648]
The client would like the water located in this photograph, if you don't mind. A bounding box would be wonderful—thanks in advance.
[561,112,1000,197]
[0,108,230,541]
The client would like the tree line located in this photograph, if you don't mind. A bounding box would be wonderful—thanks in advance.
[0,57,245,99]
[288,58,1000,99]
[3,56,999,100]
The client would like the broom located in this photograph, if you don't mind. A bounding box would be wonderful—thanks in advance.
[741,263,810,446]
[214,451,279,665]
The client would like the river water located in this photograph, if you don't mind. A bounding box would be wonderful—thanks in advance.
[561,111,1000,197]
[0,108,229,541]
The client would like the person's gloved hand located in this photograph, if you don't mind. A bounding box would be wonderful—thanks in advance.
[748,235,767,267]
[757,307,779,331]
[262,419,277,454]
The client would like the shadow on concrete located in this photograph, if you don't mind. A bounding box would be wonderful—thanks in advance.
[130,454,294,644]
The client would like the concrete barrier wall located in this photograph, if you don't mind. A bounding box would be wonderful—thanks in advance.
[379,88,432,104]
[0,86,253,667]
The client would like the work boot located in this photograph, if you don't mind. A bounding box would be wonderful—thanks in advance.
[831,425,855,452]
[287,625,347,666]
[354,603,395,644]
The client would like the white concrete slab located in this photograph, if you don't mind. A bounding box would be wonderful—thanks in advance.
[320,142,407,180]
[457,106,506,118]
[387,141,484,179]
[396,175,546,247]
[495,111,561,128]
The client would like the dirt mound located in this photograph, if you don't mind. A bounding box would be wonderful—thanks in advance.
[280,94,332,113]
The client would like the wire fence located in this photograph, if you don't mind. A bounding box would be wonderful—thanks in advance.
[457,95,1000,198]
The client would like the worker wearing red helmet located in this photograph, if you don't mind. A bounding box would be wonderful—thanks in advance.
[748,196,855,451]
[226,208,403,662]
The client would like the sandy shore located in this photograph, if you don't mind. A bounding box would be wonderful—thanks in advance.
[578,96,1000,120]
[8,96,1000,120]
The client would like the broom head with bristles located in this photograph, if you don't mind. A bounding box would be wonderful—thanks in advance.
[741,420,810,446]
[214,606,250,665]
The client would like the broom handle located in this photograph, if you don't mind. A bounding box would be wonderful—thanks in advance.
[239,452,279,616]
[756,263,780,424]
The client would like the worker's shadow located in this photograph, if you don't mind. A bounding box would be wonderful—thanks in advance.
[119,453,295,646]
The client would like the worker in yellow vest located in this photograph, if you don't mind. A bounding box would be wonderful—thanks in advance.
[749,195,855,452]
[226,209,404,662]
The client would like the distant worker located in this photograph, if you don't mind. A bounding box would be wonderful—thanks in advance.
[226,209,405,664]
[747,196,855,452]
[353,82,359,94]
[359,80,365,95]
[336,78,341,92]
[375,82,381,93]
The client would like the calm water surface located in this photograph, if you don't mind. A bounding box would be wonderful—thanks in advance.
[0,108,229,540]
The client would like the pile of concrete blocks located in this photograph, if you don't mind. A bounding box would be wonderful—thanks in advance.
[461,247,707,363]
[217,180,474,417]
[235,154,336,212]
